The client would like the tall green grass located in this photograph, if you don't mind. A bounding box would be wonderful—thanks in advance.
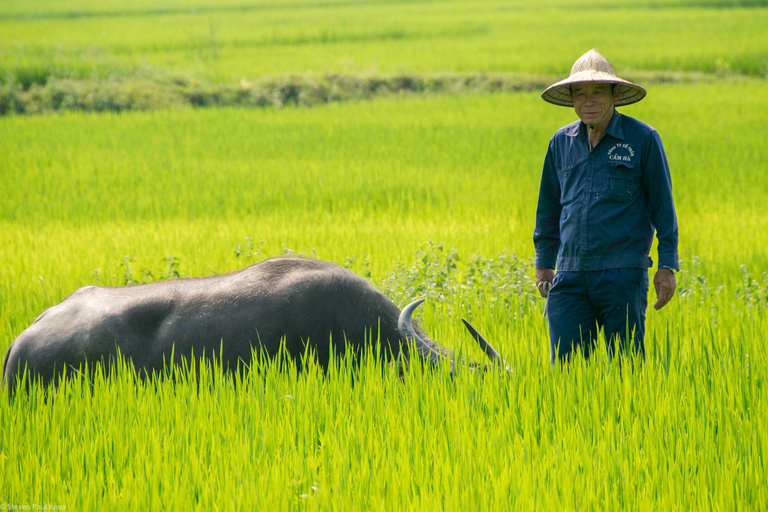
[1,298,765,509]
[2,0,767,86]
[1,82,766,508]
[1,83,766,325]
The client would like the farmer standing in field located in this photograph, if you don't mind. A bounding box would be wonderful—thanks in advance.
[534,49,679,365]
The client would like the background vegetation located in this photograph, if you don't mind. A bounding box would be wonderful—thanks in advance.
[1,0,766,509]
[2,0,767,113]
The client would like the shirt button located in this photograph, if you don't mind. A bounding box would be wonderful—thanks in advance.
[589,155,595,160]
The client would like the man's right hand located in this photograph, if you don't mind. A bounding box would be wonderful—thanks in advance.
[535,268,555,297]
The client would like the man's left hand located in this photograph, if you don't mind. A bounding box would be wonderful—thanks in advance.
[653,268,677,310]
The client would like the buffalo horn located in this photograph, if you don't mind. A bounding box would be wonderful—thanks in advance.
[461,318,511,372]
[398,298,448,368]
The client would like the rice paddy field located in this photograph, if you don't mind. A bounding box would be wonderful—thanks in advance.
[1,0,767,509]
[3,0,768,82]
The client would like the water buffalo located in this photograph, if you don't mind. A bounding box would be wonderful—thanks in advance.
[3,257,506,394]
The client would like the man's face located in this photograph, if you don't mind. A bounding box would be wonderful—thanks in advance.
[571,83,619,127]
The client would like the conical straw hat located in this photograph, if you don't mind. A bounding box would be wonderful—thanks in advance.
[541,49,646,107]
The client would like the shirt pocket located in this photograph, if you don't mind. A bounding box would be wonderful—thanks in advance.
[556,161,580,204]
[605,160,641,202]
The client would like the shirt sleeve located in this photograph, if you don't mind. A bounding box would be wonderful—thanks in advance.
[533,140,562,269]
[642,130,679,271]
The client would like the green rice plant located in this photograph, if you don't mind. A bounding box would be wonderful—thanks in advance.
[1,0,767,89]
[0,82,766,508]
[1,303,764,509]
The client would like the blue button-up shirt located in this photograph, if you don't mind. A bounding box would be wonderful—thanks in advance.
[534,111,679,271]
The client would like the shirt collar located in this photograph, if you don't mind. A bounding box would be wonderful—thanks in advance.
[565,109,625,141]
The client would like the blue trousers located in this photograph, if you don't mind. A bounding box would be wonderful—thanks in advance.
[547,268,649,365]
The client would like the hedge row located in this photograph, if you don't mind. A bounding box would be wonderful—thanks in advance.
[0,71,722,116]
[0,73,556,115]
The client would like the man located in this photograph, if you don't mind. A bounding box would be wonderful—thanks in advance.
[534,49,679,365]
